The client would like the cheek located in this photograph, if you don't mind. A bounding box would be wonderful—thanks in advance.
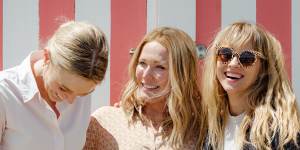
[44,77,59,91]
[247,66,261,83]
[216,62,224,80]
[43,76,51,90]
[43,70,55,89]
[157,71,169,85]
[135,67,143,81]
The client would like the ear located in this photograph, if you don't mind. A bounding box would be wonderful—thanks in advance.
[43,48,51,64]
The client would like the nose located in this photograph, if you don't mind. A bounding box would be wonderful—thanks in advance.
[228,56,241,68]
[66,94,77,104]
[142,66,154,79]
[59,92,76,104]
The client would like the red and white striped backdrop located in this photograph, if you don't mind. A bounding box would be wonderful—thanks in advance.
[1,0,299,111]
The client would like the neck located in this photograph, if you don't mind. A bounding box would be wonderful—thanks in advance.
[31,51,56,108]
[227,92,248,116]
[31,51,60,119]
[143,100,167,127]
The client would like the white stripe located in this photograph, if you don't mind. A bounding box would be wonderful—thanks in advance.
[292,0,300,107]
[147,0,196,40]
[221,0,256,28]
[147,0,158,33]
[3,0,39,69]
[75,0,111,111]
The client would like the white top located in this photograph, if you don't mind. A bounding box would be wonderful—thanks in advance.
[0,53,91,150]
[224,112,245,150]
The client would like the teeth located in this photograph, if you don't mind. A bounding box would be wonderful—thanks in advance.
[226,72,243,79]
[142,84,158,89]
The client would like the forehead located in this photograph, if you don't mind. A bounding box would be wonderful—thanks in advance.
[139,41,169,62]
[219,42,254,52]
[51,67,97,94]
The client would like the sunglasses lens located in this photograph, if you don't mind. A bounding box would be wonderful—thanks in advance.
[239,51,256,67]
[217,48,232,62]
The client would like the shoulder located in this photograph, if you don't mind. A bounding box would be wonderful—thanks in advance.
[84,116,119,150]
[92,106,126,126]
[0,66,19,83]
[0,68,22,98]
[0,80,15,102]
[92,106,123,118]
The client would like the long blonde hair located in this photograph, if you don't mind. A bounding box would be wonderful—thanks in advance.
[203,21,300,149]
[121,27,207,149]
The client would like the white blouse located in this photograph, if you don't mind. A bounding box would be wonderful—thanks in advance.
[0,53,91,150]
[224,112,245,150]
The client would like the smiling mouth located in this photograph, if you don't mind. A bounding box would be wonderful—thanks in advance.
[225,72,244,80]
[142,83,159,90]
[52,92,61,101]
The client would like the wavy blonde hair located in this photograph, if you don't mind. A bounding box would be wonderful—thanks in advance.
[202,21,300,149]
[121,27,207,149]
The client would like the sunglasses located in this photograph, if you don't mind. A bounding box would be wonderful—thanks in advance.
[216,46,265,68]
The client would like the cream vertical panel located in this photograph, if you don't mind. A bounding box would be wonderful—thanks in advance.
[3,0,39,69]
[147,0,158,33]
[221,0,256,28]
[75,0,111,111]
[148,0,196,40]
[292,0,300,107]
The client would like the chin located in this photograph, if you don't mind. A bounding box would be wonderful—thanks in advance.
[144,97,166,104]
[222,85,237,93]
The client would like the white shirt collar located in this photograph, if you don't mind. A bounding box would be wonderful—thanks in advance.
[16,52,39,103]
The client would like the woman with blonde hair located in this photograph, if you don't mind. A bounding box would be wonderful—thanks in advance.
[84,26,207,150]
[202,21,300,149]
[0,21,108,150]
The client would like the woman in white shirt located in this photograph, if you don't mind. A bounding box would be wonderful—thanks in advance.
[0,21,108,150]
[202,21,300,149]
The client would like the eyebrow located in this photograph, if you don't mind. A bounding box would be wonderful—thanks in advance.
[79,89,95,96]
[61,84,95,96]
[61,85,72,93]
[139,58,168,64]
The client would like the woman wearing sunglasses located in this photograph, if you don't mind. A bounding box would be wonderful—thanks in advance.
[202,21,300,149]
[83,27,207,150]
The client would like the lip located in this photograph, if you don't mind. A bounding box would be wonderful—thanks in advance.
[51,92,62,102]
[141,83,159,90]
[224,71,244,82]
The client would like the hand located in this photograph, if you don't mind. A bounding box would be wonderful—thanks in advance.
[113,102,121,108]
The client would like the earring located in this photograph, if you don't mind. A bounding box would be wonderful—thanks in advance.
[43,49,50,60]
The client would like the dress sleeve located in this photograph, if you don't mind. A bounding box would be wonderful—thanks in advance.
[83,117,118,150]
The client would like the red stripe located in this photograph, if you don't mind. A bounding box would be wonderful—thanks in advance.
[111,0,147,105]
[196,0,221,47]
[196,0,221,81]
[39,0,75,47]
[0,0,2,70]
[257,0,291,78]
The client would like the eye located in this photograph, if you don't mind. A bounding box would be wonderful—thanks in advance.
[59,87,67,92]
[217,48,233,62]
[156,65,166,70]
[138,61,146,66]
[239,51,256,66]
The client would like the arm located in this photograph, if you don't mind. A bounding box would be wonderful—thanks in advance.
[83,117,118,150]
